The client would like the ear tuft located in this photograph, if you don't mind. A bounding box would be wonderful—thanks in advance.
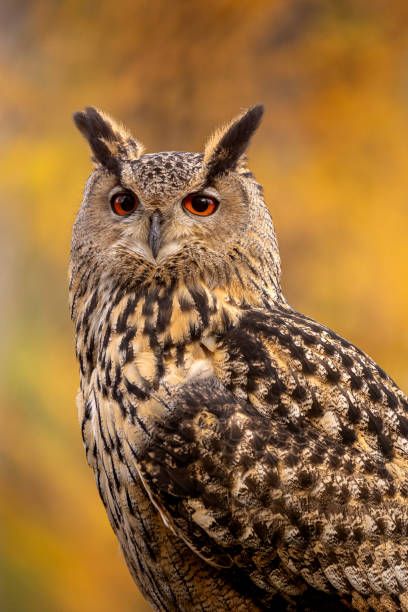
[204,104,264,180]
[73,107,144,174]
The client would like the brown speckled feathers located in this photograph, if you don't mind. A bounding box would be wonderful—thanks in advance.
[70,106,408,611]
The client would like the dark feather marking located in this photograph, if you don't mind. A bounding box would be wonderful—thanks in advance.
[347,402,361,424]
[178,293,194,312]
[367,412,383,435]
[95,468,107,508]
[188,322,202,342]
[124,377,149,401]
[298,470,315,489]
[100,463,122,529]
[232,263,245,287]
[83,289,98,326]
[143,319,160,349]
[175,343,185,367]
[113,363,121,390]
[114,431,124,463]
[142,288,160,318]
[156,293,174,333]
[310,452,324,465]
[86,332,95,366]
[80,399,92,442]
[322,342,336,356]
[110,455,121,491]
[349,372,363,390]
[309,395,323,418]
[117,294,141,334]
[93,391,109,453]
[340,424,357,445]
[384,388,398,410]
[105,358,112,387]
[292,384,307,401]
[111,387,127,418]
[102,323,111,350]
[368,384,382,403]
[341,353,354,368]
[119,326,137,363]
[265,378,287,405]
[361,366,374,380]
[301,358,317,375]
[189,287,209,327]
[398,414,408,438]
[77,353,86,376]
[325,366,341,384]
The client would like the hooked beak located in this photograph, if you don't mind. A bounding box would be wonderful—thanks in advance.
[149,211,161,259]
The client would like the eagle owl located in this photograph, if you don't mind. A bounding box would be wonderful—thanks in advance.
[70,105,408,612]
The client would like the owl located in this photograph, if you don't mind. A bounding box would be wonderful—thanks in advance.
[70,105,408,612]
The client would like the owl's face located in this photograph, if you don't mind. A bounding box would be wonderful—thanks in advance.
[71,106,280,303]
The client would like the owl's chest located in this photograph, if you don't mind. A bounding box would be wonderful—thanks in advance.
[82,326,223,486]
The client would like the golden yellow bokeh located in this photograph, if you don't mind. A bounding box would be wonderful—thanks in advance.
[1,1,408,610]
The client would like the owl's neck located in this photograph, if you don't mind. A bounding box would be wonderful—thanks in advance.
[70,249,285,390]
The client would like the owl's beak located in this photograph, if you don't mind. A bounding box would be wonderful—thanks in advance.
[149,211,161,259]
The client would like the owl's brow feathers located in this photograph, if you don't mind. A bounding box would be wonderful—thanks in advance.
[73,105,264,182]
[204,104,264,181]
[73,106,144,176]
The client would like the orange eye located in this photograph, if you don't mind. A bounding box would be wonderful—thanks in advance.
[111,191,139,215]
[182,194,218,216]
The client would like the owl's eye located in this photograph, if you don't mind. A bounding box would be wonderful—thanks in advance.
[182,194,218,216]
[111,192,139,215]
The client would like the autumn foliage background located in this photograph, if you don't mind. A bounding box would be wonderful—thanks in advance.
[1,1,408,611]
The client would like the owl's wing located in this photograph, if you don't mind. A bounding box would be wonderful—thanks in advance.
[126,307,408,606]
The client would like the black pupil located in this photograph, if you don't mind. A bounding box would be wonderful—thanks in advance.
[117,193,135,212]
[191,196,211,212]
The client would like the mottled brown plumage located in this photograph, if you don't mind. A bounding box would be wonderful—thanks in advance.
[70,105,408,611]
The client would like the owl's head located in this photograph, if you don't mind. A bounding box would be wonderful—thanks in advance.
[70,106,282,315]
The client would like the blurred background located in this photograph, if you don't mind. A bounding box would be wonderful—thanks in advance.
[1,1,408,610]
